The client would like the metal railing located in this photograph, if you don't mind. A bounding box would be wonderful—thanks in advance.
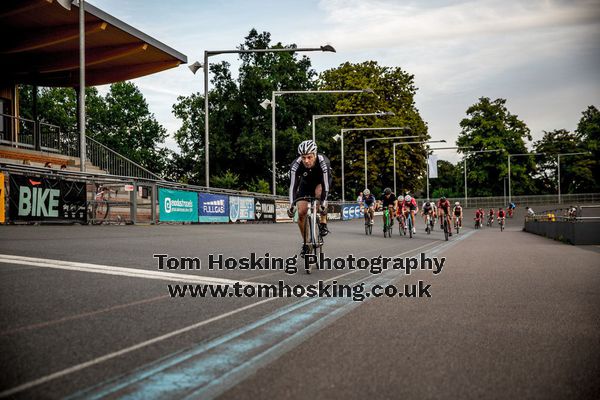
[444,193,600,209]
[1,113,164,180]
[526,204,600,222]
[86,136,162,180]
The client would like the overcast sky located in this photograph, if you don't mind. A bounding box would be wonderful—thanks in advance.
[91,0,600,162]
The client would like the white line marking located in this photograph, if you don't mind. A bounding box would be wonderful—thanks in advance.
[0,254,264,287]
[0,298,278,399]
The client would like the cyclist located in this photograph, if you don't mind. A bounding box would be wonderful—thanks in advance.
[288,140,332,254]
[507,202,516,217]
[497,207,506,226]
[421,200,436,230]
[474,208,483,228]
[436,196,452,236]
[400,194,418,234]
[453,201,463,229]
[379,188,396,232]
[362,188,376,225]
[488,208,495,226]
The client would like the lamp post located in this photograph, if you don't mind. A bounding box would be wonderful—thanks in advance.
[463,149,505,207]
[364,135,438,188]
[393,140,445,196]
[260,88,373,195]
[189,44,336,187]
[507,152,544,204]
[331,127,415,202]
[557,152,589,204]
[313,111,394,142]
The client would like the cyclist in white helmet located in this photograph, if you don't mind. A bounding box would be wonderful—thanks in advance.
[400,194,418,234]
[288,140,332,254]
[362,188,376,225]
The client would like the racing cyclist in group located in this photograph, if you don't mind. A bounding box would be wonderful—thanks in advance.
[379,188,396,232]
[488,208,495,227]
[421,200,436,231]
[288,140,332,254]
[436,196,452,236]
[362,188,376,225]
[453,201,463,230]
[498,207,506,225]
[400,194,418,234]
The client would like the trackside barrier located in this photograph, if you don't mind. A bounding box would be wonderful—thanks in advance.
[524,205,600,245]
[2,162,599,226]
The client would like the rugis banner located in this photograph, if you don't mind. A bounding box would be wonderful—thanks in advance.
[254,198,276,222]
[198,193,229,223]
[8,174,86,222]
[229,196,254,222]
[158,187,198,222]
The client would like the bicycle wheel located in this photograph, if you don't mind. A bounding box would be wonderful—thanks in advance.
[444,219,449,241]
[302,212,312,274]
[407,215,413,238]
[387,213,393,238]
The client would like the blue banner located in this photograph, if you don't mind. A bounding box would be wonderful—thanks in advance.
[229,196,255,222]
[342,204,362,220]
[198,193,229,223]
[158,188,198,222]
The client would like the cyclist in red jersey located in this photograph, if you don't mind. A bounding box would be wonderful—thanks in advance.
[436,196,452,236]
[400,194,419,234]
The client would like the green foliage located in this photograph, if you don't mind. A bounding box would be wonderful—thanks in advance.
[457,97,533,196]
[246,178,270,194]
[318,61,429,199]
[428,160,463,198]
[211,169,240,190]
[575,105,600,191]
[534,129,592,193]
[18,83,169,176]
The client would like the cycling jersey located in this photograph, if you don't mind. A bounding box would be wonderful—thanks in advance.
[363,194,376,207]
[289,154,332,204]
[380,193,396,207]
[453,206,462,216]
[437,199,450,213]
[498,210,506,218]
[401,198,418,211]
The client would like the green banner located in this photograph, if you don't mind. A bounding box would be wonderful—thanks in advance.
[158,187,198,222]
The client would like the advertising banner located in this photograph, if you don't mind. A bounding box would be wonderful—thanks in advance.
[8,174,86,222]
[327,203,342,221]
[158,187,198,222]
[341,203,362,220]
[254,198,276,222]
[428,155,438,178]
[276,200,293,223]
[229,196,254,222]
[198,193,229,223]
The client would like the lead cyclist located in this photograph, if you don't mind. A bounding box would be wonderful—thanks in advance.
[287,140,332,255]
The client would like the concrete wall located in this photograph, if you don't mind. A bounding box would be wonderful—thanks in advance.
[524,220,600,245]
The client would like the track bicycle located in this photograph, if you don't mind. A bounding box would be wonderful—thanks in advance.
[383,207,393,238]
[364,208,373,235]
[294,196,324,274]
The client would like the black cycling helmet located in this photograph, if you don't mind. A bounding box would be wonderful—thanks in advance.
[384,188,392,195]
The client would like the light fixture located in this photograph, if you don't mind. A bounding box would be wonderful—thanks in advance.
[259,99,272,110]
[188,61,203,74]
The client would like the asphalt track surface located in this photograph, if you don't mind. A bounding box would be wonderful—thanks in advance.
[0,211,598,399]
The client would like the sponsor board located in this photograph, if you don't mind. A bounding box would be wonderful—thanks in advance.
[158,187,198,222]
[255,198,276,222]
[229,196,254,222]
[198,193,229,223]
[8,174,87,222]
[275,200,293,223]
[342,204,363,220]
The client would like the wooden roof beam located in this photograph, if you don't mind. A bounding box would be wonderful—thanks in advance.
[1,21,107,54]
[39,43,148,73]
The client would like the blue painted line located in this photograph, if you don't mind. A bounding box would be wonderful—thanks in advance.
[68,232,475,400]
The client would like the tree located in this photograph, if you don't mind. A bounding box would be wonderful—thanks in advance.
[429,160,462,198]
[318,61,429,199]
[457,97,533,196]
[172,29,327,189]
[18,83,169,176]
[534,129,592,194]
[575,105,600,192]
